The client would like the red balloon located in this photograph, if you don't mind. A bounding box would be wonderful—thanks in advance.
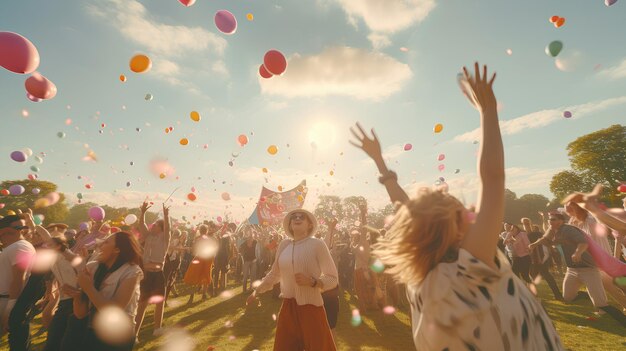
[618,184,626,193]
[187,193,197,201]
[25,72,57,100]
[259,64,272,78]
[263,50,287,76]
[0,189,9,196]
[0,32,40,74]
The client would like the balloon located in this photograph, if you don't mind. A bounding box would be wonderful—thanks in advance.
[6,210,16,215]
[216,216,223,223]
[124,214,138,225]
[9,185,25,195]
[214,10,237,35]
[179,138,189,146]
[22,148,33,157]
[267,145,278,155]
[77,193,83,199]
[10,151,27,162]
[119,74,127,82]
[145,93,153,101]
[554,17,565,28]
[79,222,89,231]
[221,192,231,201]
[563,111,572,118]
[262,167,268,173]
[30,166,39,172]
[179,0,196,6]
[85,184,92,189]
[263,50,287,76]
[126,181,131,187]
[0,32,40,74]
[549,16,559,23]
[438,164,445,172]
[438,154,445,161]
[246,13,254,21]
[26,93,42,102]
[159,173,166,179]
[237,134,248,146]
[545,41,563,57]
[187,193,197,201]
[190,111,201,122]
[32,188,40,195]
[57,132,66,138]
[618,184,626,193]
[0,189,9,196]
[27,174,37,180]
[88,206,105,221]
[606,0,617,6]
[0,203,4,209]
[434,123,443,133]
[259,64,272,79]
[403,144,412,151]
[25,72,57,100]
[33,214,44,226]
[34,156,43,163]
[129,54,151,73]
[454,169,460,174]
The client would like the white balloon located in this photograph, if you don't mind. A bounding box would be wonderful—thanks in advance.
[124,214,138,225]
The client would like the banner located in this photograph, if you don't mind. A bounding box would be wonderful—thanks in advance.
[248,180,307,226]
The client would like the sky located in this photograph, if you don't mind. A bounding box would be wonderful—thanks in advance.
[1,0,625,223]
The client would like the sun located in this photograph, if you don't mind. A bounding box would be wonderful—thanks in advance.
[308,121,337,150]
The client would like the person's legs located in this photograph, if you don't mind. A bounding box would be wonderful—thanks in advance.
[600,271,626,310]
[579,268,608,308]
[273,299,301,351]
[251,260,258,287]
[242,261,251,292]
[59,315,87,351]
[8,272,46,351]
[299,304,337,351]
[152,272,166,332]
[134,299,149,336]
[518,255,532,284]
[43,299,73,351]
[537,261,563,300]
[562,268,582,302]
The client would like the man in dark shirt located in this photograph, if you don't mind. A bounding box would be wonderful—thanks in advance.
[213,222,232,295]
[240,233,257,292]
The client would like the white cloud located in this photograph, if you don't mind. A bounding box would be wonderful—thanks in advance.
[599,59,626,80]
[86,0,228,88]
[334,0,436,33]
[505,167,563,193]
[367,33,391,50]
[453,96,626,143]
[259,46,412,100]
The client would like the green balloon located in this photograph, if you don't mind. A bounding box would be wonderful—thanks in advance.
[33,215,43,226]
[30,166,39,172]
[57,132,66,138]
[546,40,563,57]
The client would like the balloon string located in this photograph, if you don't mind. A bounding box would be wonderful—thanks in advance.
[163,187,180,204]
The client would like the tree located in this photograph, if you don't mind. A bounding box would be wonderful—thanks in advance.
[550,124,626,206]
[503,189,551,225]
[0,179,68,225]
[65,202,158,229]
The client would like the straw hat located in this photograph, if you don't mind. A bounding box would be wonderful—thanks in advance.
[282,209,317,238]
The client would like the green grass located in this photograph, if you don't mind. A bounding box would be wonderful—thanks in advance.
[2,274,625,350]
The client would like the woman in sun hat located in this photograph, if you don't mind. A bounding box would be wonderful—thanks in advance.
[246,209,338,351]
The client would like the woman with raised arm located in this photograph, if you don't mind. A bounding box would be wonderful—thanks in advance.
[351,63,563,350]
[246,209,338,351]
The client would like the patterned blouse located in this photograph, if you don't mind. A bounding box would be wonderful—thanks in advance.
[407,249,564,350]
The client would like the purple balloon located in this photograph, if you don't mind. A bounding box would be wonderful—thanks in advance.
[10,150,27,162]
[32,188,40,195]
[563,111,572,118]
[606,0,617,6]
[214,10,237,34]
[88,206,105,221]
[79,222,90,231]
[9,184,25,195]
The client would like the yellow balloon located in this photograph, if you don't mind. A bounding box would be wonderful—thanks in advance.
[180,138,189,146]
[159,173,166,179]
[246,13,254,21]
[7,210,16,215]
[129,54,152,73]
[434,123,443,133]
[190,111,201,122]
[262,167,268,173]
[267,145,278,155]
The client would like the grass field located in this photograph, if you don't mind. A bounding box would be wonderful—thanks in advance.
[2,275,625,350]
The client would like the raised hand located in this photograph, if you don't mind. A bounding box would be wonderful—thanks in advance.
[349,122,383,163]
[140,200,152,213]
[460,63,497,112]
[163,204,170,217]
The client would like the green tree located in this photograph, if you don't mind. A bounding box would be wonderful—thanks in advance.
[550,124,626,206]
[0,179,68,224]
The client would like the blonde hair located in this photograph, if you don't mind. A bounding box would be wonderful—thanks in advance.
[373,188,465,286]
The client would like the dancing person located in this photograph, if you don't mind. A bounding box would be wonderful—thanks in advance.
[499,222,514,263]
[62,231,144,351]
[522,218,562,300]
[246,209,338,351]
[184,225,216,304]
[135,201,171,337]
[213,222,232,295]
[240,231,258,293]
[163,229,186,303]
[504,225,532,284]
[353,63,565,350]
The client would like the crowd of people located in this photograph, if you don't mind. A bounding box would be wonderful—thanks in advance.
[1,63,625,350]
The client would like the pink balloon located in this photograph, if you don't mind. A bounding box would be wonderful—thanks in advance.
[178,0,196,6]
[438,164,445,172]
[437,154,445,161]
[0,32,40,74]
[88,206,105,221]
[25,72,57,100]
[26,93,42,102]
[403,143,412,151]
[214,10,237,34]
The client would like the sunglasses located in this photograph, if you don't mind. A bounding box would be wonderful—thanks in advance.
[290,213,307,221]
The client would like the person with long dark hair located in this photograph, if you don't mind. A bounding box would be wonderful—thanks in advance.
[62,231,144,351]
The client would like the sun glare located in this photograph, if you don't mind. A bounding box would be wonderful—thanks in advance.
[308,121,337,150]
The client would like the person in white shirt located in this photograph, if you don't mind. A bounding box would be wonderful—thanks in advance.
[246,209,338,351]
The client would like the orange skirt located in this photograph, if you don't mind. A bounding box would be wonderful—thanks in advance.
[183,257,213,286]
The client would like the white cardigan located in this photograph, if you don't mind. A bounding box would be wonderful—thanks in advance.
[255,237,338,306]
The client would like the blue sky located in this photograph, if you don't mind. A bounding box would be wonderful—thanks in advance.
[1,0,625,222]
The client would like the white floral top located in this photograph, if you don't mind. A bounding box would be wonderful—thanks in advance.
[407,249,564,350]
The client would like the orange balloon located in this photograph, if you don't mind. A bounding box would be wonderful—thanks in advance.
[278,185,283,191]
[180,138,189,145]
[129,54,152,73]
[267,145,278,155]
[187,193,197,201]
[246,13,253,21]
[549,15,559,23]
[238,134,248,146]
[554,17,565,28]
[119,74,127,82]
[190,111,201,122]
[159,173,166,179]
[262,167,268,173]
[434,123,443,133]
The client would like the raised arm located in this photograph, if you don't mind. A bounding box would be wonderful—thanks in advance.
[325,219,337,249]
[459,63,504,269]
[162,204,171,244]
[138,201,151,239]
[349,123,409,204]
[247,239,289,305]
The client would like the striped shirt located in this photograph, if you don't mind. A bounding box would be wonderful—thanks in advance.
[255,236,338,306]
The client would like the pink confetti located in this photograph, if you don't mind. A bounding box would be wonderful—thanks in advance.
[383,306,396,315]
[148,295,164,304]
